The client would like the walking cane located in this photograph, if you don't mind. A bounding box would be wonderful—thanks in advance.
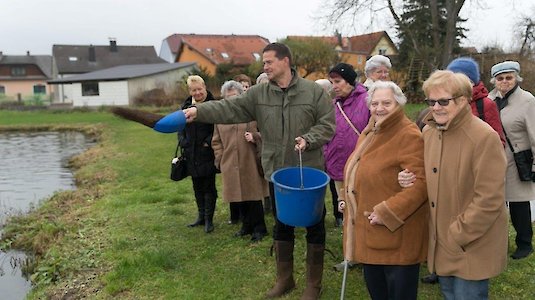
[340,259,349,300]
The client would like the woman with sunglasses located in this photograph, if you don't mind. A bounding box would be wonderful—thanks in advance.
[420,70,508,299]
[488,61,535,260]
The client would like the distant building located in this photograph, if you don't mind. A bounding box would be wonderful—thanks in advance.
[287,31,398,75]
[159,34,269,75]
[53,39,166,103]
[48,62,196,107]
[0,51,55,101]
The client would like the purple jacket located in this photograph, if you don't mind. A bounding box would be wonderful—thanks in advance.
[324,83,370,181]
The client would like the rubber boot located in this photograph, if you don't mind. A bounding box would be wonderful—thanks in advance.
[204,194,216,233]
[266,241,295,298]
[301,243,324,300]
[187,197,205,227]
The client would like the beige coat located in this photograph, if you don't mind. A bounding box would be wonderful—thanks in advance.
[341,107,428,265]
[489,86,535,202]
[212,121,268,202]
[423,105,508,280]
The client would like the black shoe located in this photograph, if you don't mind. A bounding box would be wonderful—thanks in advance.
[421,273,438,284]
[335,218,343,227]
[511,248,533,260]
[234,229,252,237]
[250,232,266,243]
[204,220,214,233]
[187,218,205,227]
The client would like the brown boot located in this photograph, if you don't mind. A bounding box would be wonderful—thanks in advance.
[301,243,324,300]
[266,240,295,298]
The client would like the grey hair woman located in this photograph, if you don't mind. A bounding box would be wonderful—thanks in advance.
[363,55,392,89]
[221,80,244,98]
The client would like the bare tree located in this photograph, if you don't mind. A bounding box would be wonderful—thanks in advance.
[320,0,469,69]
[516,15,535,57]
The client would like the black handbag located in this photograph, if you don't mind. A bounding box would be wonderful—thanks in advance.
[170,143,188,181]
[505,135,534,182]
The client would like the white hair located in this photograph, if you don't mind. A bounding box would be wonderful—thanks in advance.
[366,81,407,106]
[315,79,332,94]
[220,80,244,98]
[489,71,523,85]
[365,55,392,77]
[256,73,269,84]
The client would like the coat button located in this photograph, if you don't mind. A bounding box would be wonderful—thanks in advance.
[431,202,435,208]
[432,167,437,173]
[351,190,356,195]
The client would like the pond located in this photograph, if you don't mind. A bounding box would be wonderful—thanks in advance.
[0,131,94,300]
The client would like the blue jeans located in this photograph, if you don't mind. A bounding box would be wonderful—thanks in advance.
[438,276,489,300]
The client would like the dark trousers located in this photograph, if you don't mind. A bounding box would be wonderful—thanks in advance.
[509,201,533,251]
[269,182,326,244]
[363,263,420,300]
[192,174,217,218]
[229,202,241,222]
[240,200,268,234]
[329,179,343,219]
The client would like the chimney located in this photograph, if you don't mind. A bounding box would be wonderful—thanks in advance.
[89,44,96,62]
[26,50,30,56]
[109,38,118,52]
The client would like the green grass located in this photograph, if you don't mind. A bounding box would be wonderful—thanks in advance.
[0,106,533,299]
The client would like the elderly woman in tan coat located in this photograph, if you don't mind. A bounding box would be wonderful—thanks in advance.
[339,81,428,299]
[421,70,508,299]
[212,80,268,243]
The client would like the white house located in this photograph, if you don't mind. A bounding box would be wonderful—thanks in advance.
[48,62,196,107]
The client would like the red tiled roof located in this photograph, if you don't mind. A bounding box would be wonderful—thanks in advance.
[165,34,270,66]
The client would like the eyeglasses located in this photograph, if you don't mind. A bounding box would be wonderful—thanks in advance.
[496,75,514,81]
[425,96,460,106]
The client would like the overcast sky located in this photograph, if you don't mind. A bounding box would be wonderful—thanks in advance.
[0,0,532,55]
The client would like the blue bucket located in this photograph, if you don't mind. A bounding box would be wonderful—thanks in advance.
[271,167,329,227]
[153,110,186,133]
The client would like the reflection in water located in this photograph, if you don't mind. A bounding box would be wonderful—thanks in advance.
[0,131,94,300]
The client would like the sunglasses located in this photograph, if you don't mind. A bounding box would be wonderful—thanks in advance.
[496,75,514,81]
[425,96,460,106]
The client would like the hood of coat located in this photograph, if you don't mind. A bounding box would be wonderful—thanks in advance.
[472,81,489,102]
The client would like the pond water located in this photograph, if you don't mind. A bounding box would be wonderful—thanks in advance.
[0,131,94,299]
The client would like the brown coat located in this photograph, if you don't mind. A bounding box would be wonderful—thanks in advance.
[423,104,508,280]
[212,121,268,202]
[341,107,429,265]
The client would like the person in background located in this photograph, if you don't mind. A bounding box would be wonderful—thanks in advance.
[421,70,507,299]
[234,73,252,92]
[489,61,535,260]
[212,80,268,242]
[183,43,335,300]
[180,75,219,233]
[446,57,505,146]
[256,72,269,84]
[363,55,392,89]
[339,81,428,300]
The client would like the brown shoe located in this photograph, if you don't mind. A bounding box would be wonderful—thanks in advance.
[301,243,324,300]
[266,241,295,298]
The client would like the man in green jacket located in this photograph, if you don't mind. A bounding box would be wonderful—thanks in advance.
[184,43,335,299]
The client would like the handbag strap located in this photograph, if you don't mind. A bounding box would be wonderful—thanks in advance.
[336,101,360,136]
[499,118,515,153]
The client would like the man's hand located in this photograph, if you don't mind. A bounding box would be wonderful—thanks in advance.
[183,107,198,123]
[294,136,307,151]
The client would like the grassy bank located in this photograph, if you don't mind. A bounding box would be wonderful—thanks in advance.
[0,107,533,299]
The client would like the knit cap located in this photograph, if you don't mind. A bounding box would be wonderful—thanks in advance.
[329,63,358,86]
[447,57,480,84]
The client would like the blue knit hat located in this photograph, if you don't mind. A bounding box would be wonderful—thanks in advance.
[447,57,480,84]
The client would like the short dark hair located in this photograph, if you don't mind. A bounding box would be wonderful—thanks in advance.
[263,43,292,66]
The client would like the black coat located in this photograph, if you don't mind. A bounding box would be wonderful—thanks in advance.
[179,92,218,178]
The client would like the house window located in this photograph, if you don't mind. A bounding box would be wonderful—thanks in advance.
[221,52,229,59]
[11,66,26,76]
[0,85,5,94]
[252,53,261,61]
[358,56,363,64]
[82,82,99,96]
[69,56,78,61]
[378,48,387,55]
[33,84,46,94]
